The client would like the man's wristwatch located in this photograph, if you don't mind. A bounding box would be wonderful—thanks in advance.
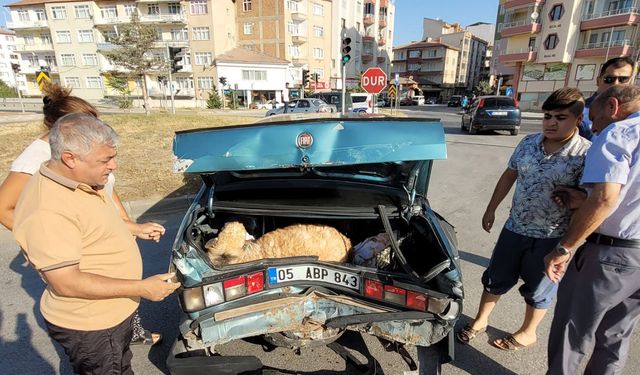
[555,245,572,258]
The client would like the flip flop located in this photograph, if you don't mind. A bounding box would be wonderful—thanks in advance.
[455,324,487,344]
[492,335,534,351]
[131,329,162,346]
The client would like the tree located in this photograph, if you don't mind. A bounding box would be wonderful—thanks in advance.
[104,72,133,109]
[206,87,222,109]
[0,79,17,98]
[100,14,163,115]
[475,80,493,96]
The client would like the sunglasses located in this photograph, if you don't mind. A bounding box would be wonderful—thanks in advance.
[602,76,631,84]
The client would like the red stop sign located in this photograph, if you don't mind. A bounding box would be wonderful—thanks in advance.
[361,67,388,94]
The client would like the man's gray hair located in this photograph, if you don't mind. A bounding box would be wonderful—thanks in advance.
[594,85,640,114]
[49,113,118,161]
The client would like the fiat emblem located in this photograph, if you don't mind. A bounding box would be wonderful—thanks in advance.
[297,132,313,149]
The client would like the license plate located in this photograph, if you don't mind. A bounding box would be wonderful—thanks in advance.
[490,111,507,116]
[268,265,360,290]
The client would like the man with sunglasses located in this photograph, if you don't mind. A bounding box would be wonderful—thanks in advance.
[579,57,634,139]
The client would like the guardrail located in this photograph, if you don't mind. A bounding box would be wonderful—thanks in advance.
[501,19,540,29]
[582,7,639,20]
[578,39,631,49]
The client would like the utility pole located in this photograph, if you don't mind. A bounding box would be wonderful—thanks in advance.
[166,44,176,114]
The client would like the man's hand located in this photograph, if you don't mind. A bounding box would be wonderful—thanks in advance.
[482,210,495,233]
[544,251,571,283]
[133,222,165,242]
[139,272,180,301]
[551,186,587,210]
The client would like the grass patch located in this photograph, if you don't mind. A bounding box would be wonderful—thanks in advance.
[0,113,257,201]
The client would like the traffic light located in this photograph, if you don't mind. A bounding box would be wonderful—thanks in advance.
[341,37,352,65]
[302,69,310,87]
[218,76,227,87]
[11,63,20,73]
[312,73,319,83]
[169,46,185,73]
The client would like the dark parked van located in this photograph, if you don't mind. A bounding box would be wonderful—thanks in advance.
[309,91,352,113]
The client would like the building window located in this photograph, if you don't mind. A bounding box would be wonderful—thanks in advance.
[35,9,47,20]
[244,22,253,35]
[427,49,437,57]
[124,4,137,17]
[242,70,267,80]
[175,77,193,91]
[408,63,422,71]
[313,48,324,59]
[313,26,323,37]
[243,0,252,12]
[313,3,324,16]
[168,3,181,14]
[171,28,188,41]
[544,33,559,49]
[312,68,324,79]
[78,30,94,43]
[56,30,72,43]
[86,77,103,89]
[24,36,35,45]
[75,5,91,19]
[190,0,208,14]
[82,53,98,65]
[147,4,160,15]
[65,77,81,88]
[44,55,57,67]
[41,33,52,45]
[194,52,212,65]
[192,27,210,40]
[528,37,537,50]
[101,6,118,19]
[287,22,298,34]
[26,55,38,67]
[18,10,29,22]
[364,2,374,15]
[60,54,76,66]
[549,4,564,21]
[51,6,67,20]
[408,50,420,58]
[289,44,300,57]
[197,76,213,89]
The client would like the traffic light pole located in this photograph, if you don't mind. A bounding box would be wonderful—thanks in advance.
[166,45,176,114]
[13,73,24,113]
[341,63,346,116]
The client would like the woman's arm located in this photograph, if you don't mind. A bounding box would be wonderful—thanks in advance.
[0,172,33,230]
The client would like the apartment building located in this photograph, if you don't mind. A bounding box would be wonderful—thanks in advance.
[466,22,495,83]
[494,0,640,110]
[0,28,20,88]
[422,18,489,94]
[391,40,460,100]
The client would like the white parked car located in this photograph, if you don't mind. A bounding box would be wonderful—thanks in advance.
[265,98,336,116]
[350,93,375,114]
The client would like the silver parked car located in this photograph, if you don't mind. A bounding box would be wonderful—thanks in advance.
[265,98,337,116]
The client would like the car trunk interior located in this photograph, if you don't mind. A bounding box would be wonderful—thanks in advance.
[182,180,451,290]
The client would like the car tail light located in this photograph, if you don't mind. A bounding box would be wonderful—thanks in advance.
[246,272,264,295]
[182,287,205,312]
[203,282,224,307]
[368,100,372,108]
[477,98,485,108]
[223,276,246,301]
[384,285,406,305]
[364,278,384,299]
[513,98,519,108]
[406,290,428,311]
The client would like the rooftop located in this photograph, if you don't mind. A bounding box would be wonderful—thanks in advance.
[215,48,290,65]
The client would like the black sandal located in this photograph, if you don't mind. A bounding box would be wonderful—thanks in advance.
[131,329,162,346]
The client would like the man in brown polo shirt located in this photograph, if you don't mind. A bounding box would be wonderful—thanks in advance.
[12,113,180,374]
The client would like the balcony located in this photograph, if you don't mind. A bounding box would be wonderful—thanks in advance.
[581,7,640,30]
[575,39,635,58]
[152,40,189,48]
[498,47,538,63]
[500,19,542,37]
[288,2,307,21]
[19,65,59,75]
[504,0,545,10]
[364,13,375,26]
[363,33,375,41]
[94,17,131,27]
[139,13,186,23]
[380,0,389,6]
[16,43,54,52]
[379,15,387,28]
[378,37,386,46]
[6,20,49,30]
[291,32,307,44]
[362,53,374,63]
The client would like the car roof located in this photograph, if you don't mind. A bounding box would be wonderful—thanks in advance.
[478,95,514,99]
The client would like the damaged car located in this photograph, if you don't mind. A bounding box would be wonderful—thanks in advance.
[167,117,464,374]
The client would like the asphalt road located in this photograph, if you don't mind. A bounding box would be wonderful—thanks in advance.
[1,107,638,374]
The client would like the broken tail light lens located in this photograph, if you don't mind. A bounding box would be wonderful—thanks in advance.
[406,290,428,312]
[203,282,224,307]
[364,278,384,299]
[384,285,406,305]
[246,272,265,295]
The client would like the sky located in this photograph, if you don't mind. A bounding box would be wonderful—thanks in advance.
[0,0,500,47]
[393,0,499,46]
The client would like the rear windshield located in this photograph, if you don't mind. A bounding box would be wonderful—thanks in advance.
[352,96,368,103]
[483,97,515,107]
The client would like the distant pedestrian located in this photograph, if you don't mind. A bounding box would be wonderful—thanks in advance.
[283,82,290,113]
[545,85,640,375]
[579,56,634,140]
[461,95,469,109]
[457,88,591,351]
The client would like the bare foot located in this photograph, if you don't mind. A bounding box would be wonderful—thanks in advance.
[511,331,537,347]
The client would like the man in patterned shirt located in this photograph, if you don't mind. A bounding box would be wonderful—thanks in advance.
[456,88,591,351]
